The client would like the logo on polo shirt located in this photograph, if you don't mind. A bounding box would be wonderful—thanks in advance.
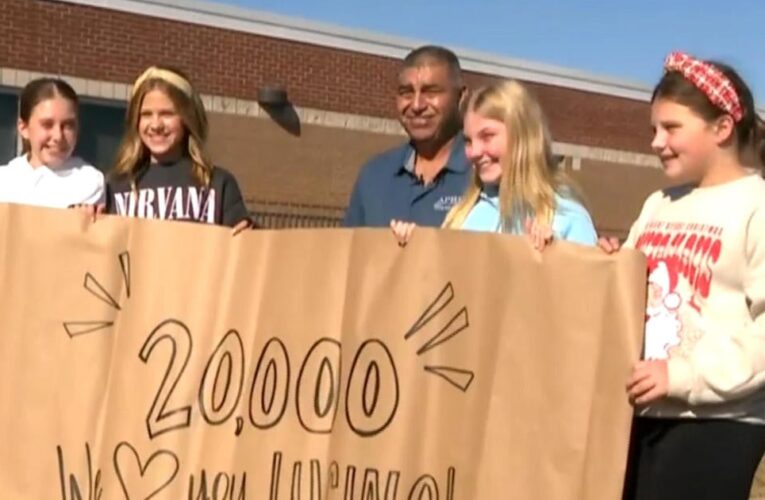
[434,195,461,212]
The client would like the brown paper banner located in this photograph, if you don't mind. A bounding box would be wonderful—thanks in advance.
[0,203,645,499]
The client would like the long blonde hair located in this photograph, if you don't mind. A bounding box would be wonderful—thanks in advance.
[443,80,578,231]
[112,66,213,188]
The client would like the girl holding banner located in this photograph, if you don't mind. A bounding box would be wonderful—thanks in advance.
[101,66,252,232]
[390,79,597,247]
[602,53,765,500]
[0,78,104,208]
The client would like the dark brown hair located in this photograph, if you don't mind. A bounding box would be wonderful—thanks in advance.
[18,78,79,153]
[652,62,764,167]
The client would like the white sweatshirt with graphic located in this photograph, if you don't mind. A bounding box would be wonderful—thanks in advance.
[624,174,765,423]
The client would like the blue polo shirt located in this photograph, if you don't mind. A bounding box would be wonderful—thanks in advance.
[343,136,471,227]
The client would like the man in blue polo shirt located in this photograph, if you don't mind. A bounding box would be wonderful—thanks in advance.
[343,45,470,227]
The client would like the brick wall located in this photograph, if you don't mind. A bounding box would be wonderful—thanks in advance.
[2,0,652,153]
[206,112,403,207]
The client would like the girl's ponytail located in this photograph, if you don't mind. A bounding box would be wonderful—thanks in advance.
[755,113,765,169]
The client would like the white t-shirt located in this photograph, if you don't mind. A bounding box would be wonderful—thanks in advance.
[0,155,104,208]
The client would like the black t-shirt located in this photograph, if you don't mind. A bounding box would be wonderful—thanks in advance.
[105,159,251,227]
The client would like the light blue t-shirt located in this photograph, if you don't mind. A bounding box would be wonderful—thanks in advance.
[460,188,597,246]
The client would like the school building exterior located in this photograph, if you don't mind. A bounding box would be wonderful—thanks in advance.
[2,0,673,236]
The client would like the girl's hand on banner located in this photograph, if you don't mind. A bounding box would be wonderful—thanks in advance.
[626,360,669,405]
[598,237,621,254]
[390,219,416,247]
[524,217,553,251]
[232,219,252,236]
[69,203,105,223]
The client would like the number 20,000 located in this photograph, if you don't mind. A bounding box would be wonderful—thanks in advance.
[138,319,400,440]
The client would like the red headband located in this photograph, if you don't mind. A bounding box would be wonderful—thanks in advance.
[663,51,743,122]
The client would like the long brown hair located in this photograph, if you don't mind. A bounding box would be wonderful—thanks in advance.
[112,66,213,188]
[443,80,581,230]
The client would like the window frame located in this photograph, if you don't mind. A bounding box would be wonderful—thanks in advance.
[0,86,20,158]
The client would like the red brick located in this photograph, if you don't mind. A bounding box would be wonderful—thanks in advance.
[1,0,653,153]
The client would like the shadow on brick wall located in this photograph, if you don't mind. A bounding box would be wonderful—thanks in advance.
[260,103,301,137]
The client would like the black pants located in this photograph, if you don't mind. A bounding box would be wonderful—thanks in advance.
[622,417,765,500]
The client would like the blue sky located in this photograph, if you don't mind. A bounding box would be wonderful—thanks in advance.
[213,0,764,101]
